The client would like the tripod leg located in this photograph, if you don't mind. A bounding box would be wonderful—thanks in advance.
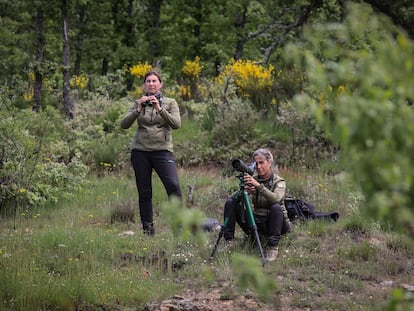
[251,224,266,267]
[242,190,267,267]
[209,218,228,261]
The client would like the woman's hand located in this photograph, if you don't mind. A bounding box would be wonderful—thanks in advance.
[243,174,260,189]
[147,95,162,112]
[244,184,256,194]
[136,95,162,113]
[136,96,147,113]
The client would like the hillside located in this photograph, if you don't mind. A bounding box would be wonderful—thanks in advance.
[1,165,412,311]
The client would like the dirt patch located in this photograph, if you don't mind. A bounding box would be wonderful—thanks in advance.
[144,286,281,311]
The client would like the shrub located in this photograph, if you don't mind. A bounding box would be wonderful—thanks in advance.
[218,59,275,111]
[0,107,88,215]
[287,2,414,236]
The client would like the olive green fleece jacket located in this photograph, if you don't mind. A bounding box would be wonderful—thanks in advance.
[252,173,289,221]
[120,97,181,152]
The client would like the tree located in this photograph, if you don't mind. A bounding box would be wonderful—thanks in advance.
[61,0,74,118]
[144,0,164,62]
[0,1,33,89]
[363,0,414,38]
[4,0,413,109]
[287,2,414,237]
[73,1,87,76]
[33,1,45,112]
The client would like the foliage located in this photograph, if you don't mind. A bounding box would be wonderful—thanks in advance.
[0,107,88,214]
[197,74,261,163]
[232,253,277,302]
[70,73,89,89]
[386,288,414,311]
[0,168,412,310]
[88,69,129,99]
[0,2,414,310]
[182,56,204,80]
[286,2,414,237]
[129,62,154,80]
[218,59,275,111]
[161,196,208,244]
[66,95,131,171]
[273,102,336,169]
[179,56,205,101]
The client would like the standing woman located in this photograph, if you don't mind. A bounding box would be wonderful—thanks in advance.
[121,70,182,235]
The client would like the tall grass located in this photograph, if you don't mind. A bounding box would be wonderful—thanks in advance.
[1,117,413,310]
[0,173,180,310]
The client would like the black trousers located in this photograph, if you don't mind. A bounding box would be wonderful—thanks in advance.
[223,197,290,247]
[131,150,182,224]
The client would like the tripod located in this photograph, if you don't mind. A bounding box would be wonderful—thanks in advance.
[209,172,267,267]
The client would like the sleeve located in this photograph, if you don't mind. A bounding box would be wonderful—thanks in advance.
[257,178,286,204]
[120,101,140,129]
[159,98,181,129]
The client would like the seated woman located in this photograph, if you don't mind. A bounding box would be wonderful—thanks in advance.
[223,148,291,262]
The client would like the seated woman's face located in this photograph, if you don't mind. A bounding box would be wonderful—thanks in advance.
[254,154,272,178]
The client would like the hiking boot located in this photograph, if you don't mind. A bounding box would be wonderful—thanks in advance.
[265,246,278,262]
[142,221,155,236]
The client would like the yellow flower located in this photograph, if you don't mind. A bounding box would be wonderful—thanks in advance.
[130,62,153,79]
[178,85,191,98]
[219,59,274,96]
[23,88,34,101]
[182,56,203,79]
[337,85,345,94]
[24,71,35,101]
[70,73,89,89]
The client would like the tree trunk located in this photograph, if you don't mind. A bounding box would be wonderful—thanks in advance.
[74,3,86,76]
[33,5,44,113]
[148,0,163,61]
[101,56,108,75]
[233,4,248,60]
[61,0,74,119]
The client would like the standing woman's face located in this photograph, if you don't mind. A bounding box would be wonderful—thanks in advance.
[144,74,162,94]
[254,153,272,178]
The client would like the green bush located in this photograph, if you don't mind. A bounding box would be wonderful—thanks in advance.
[287,2,414,236]
[0,107,89,215]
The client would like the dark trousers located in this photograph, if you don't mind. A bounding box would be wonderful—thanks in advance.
[131,150,182,225]
[223,197,290,247]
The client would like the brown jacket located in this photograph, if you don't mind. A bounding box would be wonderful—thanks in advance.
[120,96,181,152]
[252,173,289,220]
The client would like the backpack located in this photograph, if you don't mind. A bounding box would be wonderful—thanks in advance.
[284,198,339,222]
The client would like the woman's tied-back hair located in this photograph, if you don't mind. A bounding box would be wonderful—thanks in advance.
[252,148,274,166]
[143,70,162,83]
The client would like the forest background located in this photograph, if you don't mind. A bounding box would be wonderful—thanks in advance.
[0,0,413,310]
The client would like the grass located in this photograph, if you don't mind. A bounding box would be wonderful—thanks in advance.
[0,166,413,311]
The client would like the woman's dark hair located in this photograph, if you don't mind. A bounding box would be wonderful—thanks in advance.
[143,71,162,83]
